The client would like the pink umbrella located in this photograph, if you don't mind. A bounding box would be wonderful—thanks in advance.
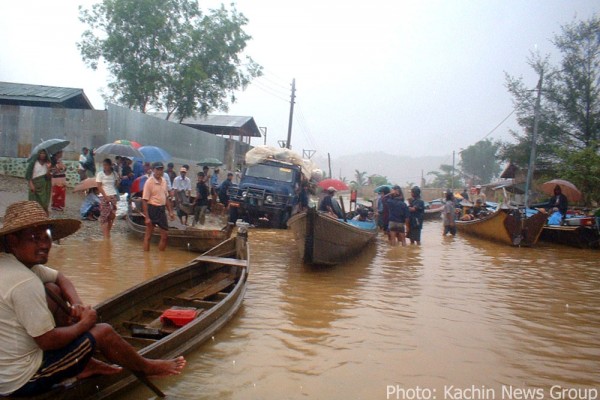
[541,179,582,202]
[317,178,349,191]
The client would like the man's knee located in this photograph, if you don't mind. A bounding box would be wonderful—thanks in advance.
[89,323,117,341]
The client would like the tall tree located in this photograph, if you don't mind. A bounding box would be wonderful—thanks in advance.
[367,174,390,187]
[78,0,261,119]
[459,139,501,184]
[500,16,600,186]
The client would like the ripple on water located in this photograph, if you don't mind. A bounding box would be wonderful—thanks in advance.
[50,221,599,399]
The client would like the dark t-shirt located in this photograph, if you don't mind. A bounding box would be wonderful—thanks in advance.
[195,182,209,206]
[319,195,343,218]
[409,198,425,229]
[387,196,409,223]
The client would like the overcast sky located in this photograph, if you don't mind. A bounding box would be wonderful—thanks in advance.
[1,0,598,160]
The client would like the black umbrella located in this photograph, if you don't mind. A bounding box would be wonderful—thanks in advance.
[29,139,70,161]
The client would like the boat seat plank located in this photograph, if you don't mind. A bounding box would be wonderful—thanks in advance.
[164,297,218,309]
[121,335,158,347]
[193,255,247,268]
[177,272,235,301]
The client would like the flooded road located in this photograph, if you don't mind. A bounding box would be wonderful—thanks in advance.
[49,220,600,399]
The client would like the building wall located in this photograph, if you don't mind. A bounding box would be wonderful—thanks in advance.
[0,103,252,185]
[0,105,107,160]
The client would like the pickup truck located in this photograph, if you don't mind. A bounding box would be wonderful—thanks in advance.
[228,159,302,228]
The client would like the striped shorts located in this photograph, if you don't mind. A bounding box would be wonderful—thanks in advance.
[11,333,96,396]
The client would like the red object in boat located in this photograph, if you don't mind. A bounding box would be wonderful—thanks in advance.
[160,309,197,326]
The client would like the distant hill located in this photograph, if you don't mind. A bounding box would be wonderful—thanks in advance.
[312,151,451,186]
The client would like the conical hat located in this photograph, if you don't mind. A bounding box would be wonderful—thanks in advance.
[0,201,81,242]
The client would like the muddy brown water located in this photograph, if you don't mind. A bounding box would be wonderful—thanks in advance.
[48,220,599,399]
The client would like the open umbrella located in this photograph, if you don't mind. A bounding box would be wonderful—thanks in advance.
[114,139,142,149]
[138,145,171,162]
[541,179,582,202]
[73,178,98,192]
[29,139,70,161]
[95,143,143,158]
[374,184,393,193]
[317,178,349,191]
[130,175,148,194]
[196,158,223,167]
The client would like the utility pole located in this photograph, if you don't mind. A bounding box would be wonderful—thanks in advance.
[451,150,455,191]
[303,149,316,159]
[260,126,267,146]
[524,69,544,209]
[327,152,332,179]
[286,78,296,149]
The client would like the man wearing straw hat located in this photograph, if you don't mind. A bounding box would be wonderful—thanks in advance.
[0,201,185,397]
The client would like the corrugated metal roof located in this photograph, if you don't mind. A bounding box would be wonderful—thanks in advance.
[0,81,93,109]
[150,113,262,137]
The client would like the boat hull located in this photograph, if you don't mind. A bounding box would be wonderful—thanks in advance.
[126,212,229,252]
[287,209,378,265]
[423,206,443,220]
[21,234,249,400]
[540,225,600,249]
[455,208,547,246]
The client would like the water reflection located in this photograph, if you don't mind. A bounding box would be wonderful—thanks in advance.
[46,220,600,399]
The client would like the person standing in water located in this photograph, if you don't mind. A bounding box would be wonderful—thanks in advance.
[407,186,425,245]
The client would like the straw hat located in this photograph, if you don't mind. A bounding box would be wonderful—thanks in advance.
[0,201,81,242]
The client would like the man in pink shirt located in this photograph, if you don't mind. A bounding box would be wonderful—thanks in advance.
[142,162,175,251]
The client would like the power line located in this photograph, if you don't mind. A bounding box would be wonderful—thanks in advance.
[251,80,289,103]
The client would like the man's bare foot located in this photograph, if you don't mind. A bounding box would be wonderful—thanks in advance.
[144,356,186,377]
[77,358,123,379]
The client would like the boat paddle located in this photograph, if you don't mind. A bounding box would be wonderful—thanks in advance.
[339,196,347,222]
[44,288,166,398]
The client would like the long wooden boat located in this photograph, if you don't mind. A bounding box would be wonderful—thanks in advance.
[126,211,231,252]
[423,205,443,220]
[540,224,600,249]
[22,229,249,400]
[286,208,378,265]
[455,207,547,246]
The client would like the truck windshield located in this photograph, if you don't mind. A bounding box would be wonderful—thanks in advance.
[245,164,294,183]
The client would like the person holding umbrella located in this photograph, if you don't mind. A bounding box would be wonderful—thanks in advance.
[546,185,568,221]
[25,149,52,213]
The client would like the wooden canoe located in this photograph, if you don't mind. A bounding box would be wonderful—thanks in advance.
[423,205,443,220]
[287,208,378,265]
[540,225,600,249]
[126,211,231,252]
[455,207,547,246]
[23,230,249,399]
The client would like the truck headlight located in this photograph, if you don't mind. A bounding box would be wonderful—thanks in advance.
[266,195,273,203]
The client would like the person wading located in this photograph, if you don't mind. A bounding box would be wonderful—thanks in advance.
[96,158,119,239]
[142,162,175,251]
[0,201,185,397]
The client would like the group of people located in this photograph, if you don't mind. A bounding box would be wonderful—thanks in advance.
[375,186,425,246]
[26,149,68,214]
[0,201,186,397]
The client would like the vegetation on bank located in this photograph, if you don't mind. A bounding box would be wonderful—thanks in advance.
[428,15,600,205]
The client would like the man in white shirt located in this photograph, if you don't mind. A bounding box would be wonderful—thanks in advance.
[0,201,186,397]
[173,167,192,225]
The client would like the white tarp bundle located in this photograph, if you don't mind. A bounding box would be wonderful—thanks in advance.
[245,146,322,181]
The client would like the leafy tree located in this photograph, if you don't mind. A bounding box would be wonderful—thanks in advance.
[459,139,502,184]
[78,0,261,120]
[427,164,461,189]
[367,174,390,187]
[556,143,600,204]
[501,16,600,198]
